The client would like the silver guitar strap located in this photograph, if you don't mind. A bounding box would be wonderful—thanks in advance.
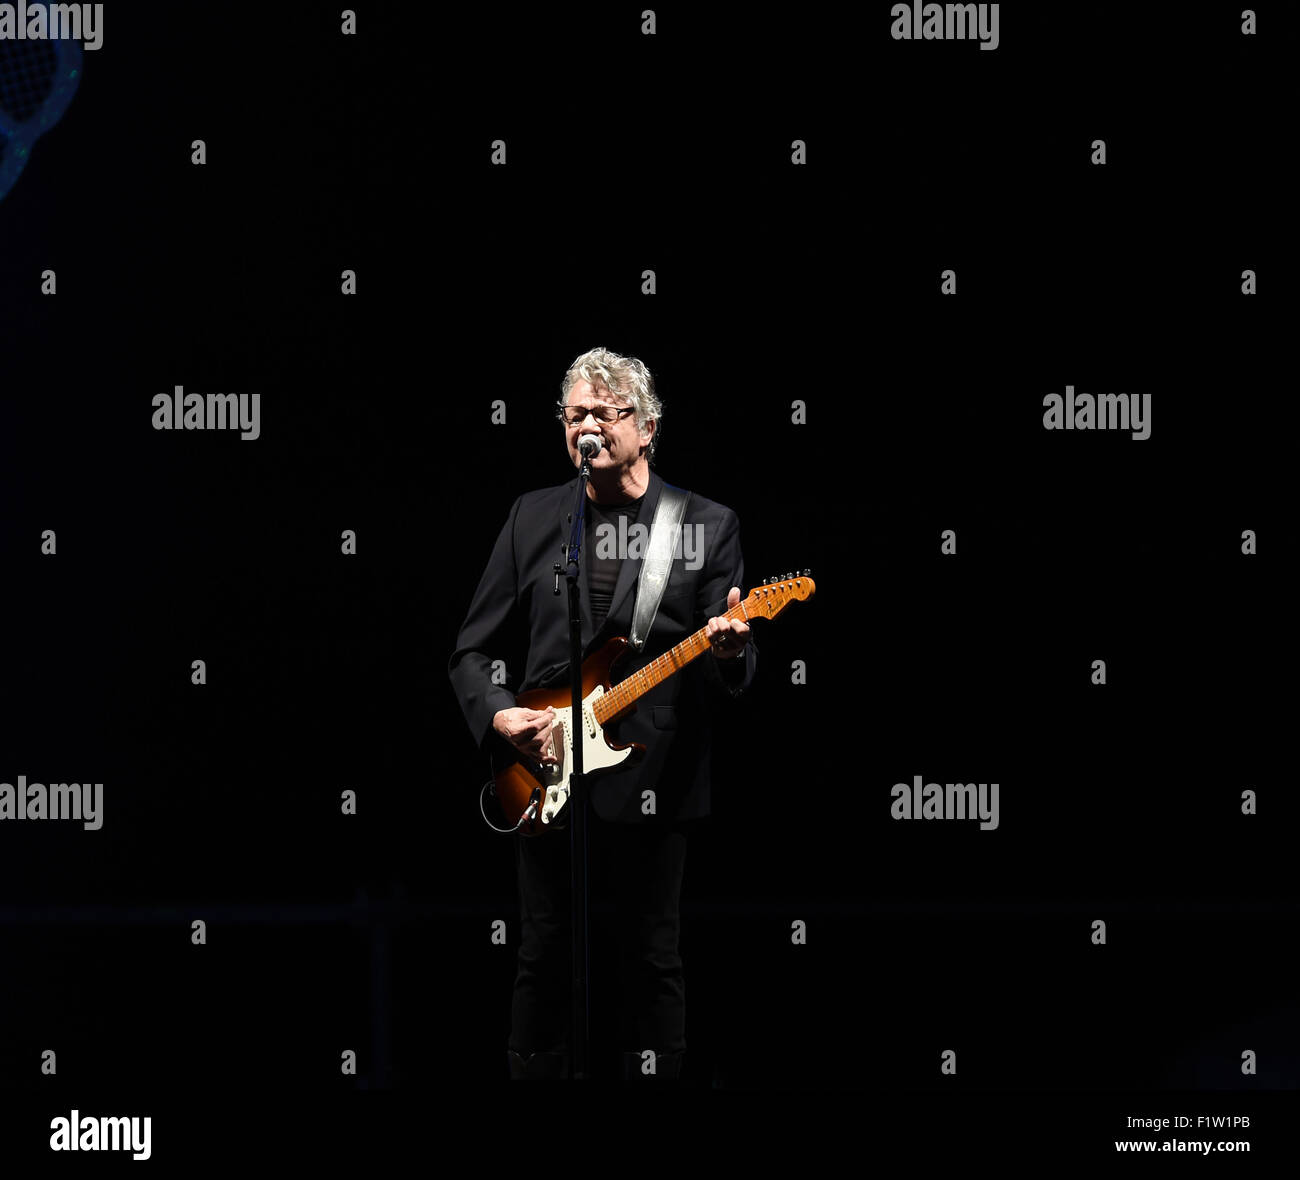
[628,485,691,653]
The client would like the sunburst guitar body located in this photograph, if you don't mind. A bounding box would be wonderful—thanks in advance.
[485,573,815,835]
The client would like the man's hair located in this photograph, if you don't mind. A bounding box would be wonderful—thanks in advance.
[559,346,662,463]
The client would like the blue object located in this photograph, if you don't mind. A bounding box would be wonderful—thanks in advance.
[0,6,84,202]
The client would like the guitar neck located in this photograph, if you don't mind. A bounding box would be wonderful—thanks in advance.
[592,599,751,724]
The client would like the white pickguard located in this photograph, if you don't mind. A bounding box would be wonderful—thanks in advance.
[538,685,633,825]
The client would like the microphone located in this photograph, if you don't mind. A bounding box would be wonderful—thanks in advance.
[577,435,603,460]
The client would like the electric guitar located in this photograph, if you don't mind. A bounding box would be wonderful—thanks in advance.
[481,571,815,835]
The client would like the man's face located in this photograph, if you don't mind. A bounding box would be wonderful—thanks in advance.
[562,378,653,472]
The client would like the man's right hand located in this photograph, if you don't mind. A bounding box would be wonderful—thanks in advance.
[493,706,559,765]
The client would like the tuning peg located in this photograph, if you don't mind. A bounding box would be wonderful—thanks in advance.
[802,568,811,576]
[784,571,793,580]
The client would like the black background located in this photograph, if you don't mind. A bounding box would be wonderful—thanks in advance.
[0,0,1292,1163]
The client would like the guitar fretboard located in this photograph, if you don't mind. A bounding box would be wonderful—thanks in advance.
[592,599,750,724]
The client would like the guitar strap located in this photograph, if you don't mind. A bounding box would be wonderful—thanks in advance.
[628,484,691,653]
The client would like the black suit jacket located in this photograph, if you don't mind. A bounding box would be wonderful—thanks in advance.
[449,469,757,822]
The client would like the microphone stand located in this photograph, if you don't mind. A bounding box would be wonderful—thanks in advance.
[555,447,596,1081]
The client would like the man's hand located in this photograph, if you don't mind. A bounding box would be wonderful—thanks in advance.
[707,586,751,659]
[493,706,559,764]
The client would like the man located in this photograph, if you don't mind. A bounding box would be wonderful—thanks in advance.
[448,346,756,1082]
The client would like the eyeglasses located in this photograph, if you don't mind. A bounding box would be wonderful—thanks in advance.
[556,403,637,426]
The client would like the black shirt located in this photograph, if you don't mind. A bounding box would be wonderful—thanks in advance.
[584,492,646,631]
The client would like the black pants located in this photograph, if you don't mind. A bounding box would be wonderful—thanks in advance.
[509,817,692,1057]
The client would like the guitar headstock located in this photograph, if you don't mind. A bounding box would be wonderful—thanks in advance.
[743,569,816,620]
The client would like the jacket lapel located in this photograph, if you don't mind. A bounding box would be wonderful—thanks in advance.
[556,478,595,646]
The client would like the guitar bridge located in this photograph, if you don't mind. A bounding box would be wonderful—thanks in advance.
[541,717,568,783]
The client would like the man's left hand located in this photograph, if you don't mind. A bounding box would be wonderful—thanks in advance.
[707,586,751,659]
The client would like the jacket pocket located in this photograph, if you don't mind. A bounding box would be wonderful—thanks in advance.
[652,705,677,730]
